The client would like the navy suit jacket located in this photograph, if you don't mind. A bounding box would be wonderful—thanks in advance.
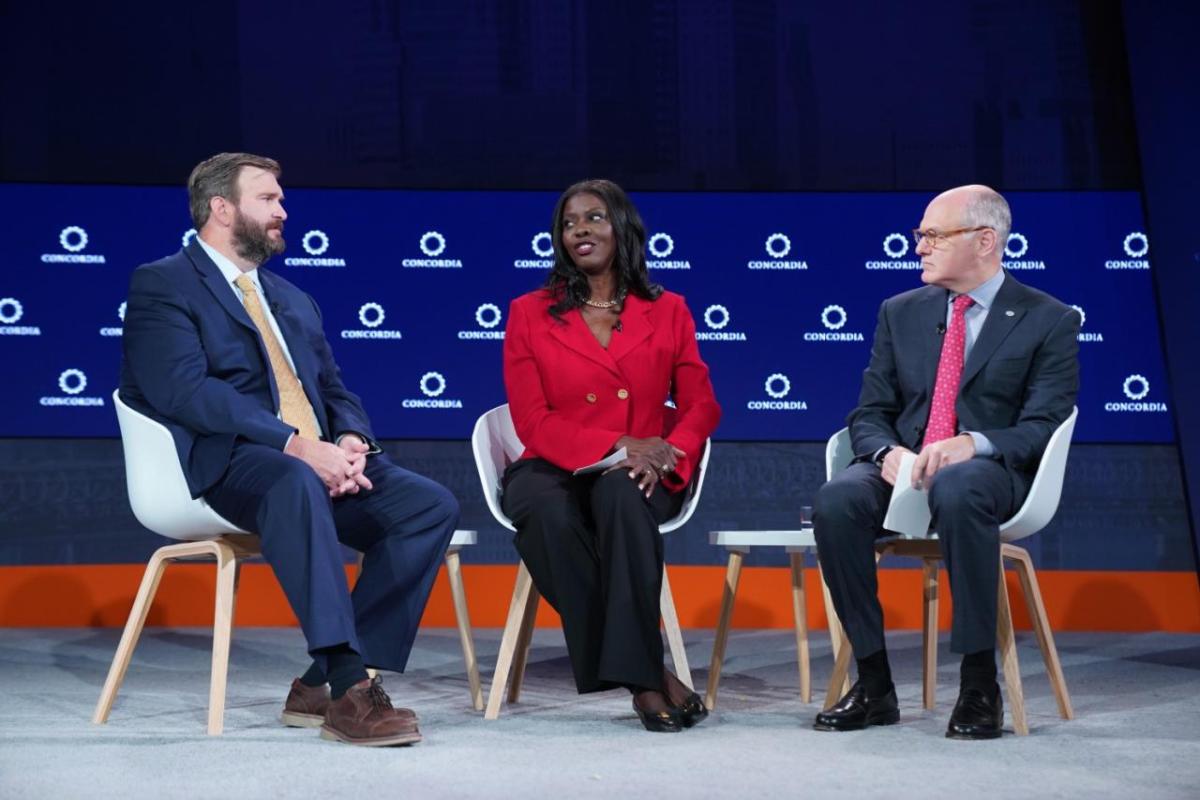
[119,241,375,497]
[847,271,1080,501]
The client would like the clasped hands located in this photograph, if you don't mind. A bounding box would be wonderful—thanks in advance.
[604,435,686,498]
[880,433,975,489]
[285,435,374,497]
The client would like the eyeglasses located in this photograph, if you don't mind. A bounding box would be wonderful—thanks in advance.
[911,226,992,247]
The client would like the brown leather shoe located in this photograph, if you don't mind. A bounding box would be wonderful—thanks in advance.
[320,676,422,747]
[281,678,330,728]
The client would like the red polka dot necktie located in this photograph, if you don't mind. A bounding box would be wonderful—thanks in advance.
[923,294,975,446]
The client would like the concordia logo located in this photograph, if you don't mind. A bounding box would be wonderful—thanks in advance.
[1069,304,1102,343]
[404,231,463,268]
[341,302,402,340]
[865,233,919,270]
[514,232,554,269]
[403,371,463,409]
[748,232,808,270]
[41,368,105,407]
[804,304,865,342]
[458,303,505,340]
[285,229,347,267]
[0,297,42,336]
[695,304,747,341]
[747,372,807,411]
[1105,373,1167,413]
[42,225,106,264]
[1105,231,1150,270]
[646,232,690,270]
[99,301,125,337]
[1001,232,1045,271]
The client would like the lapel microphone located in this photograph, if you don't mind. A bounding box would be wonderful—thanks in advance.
[936,322,946,335]
[614,318,623,333]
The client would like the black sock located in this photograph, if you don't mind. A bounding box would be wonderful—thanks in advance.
[299,661,326,688]
[314,645,369,699]
[856,648,893,696]
[960,649,998,691]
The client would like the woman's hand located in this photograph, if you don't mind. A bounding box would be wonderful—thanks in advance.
[615,436,686,477]
[604,453,666,498]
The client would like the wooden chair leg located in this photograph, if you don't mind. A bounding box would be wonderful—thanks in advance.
[1004,544,1074,720]
[485,562,536,719]
[507,579,540,704]
[996,559,1028,736]
[92,546,175,725]
[820,562,853,709]
[207,542,239,736]
[444,548,484,711]
[704,550,744,710]
[790,551,812,704]
[660,566,693,691]
[922,558,939,710]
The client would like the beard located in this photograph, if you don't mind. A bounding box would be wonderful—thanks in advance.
[231,208,286,266]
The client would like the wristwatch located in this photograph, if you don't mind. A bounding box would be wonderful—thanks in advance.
[874,446,894,466]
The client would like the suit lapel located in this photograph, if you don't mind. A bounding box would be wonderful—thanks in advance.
[259,271,330,439]
[547,306,623,379]
[961,273,1028,386]
[919,288,950,394]
[188,242,260,337]
[606,295,654,365]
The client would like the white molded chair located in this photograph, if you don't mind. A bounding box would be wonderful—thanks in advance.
[822,408,1079,735]
[473,404,705,720]
[94,391,483,735]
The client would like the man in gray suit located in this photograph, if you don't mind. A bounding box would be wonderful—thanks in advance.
[813,185,1079,739]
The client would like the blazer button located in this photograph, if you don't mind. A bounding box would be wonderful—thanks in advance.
[617,388,629,400]
[586,393,597,404]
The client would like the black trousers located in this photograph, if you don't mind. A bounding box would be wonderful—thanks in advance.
[813,458,1018,659]
[501,458,685,694]
[204,442,459,675]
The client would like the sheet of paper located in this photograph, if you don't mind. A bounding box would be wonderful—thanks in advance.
[572,447,628,476]
[882,451,933,537]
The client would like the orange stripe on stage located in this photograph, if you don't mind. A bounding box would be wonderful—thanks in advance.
[0,564,1197,632]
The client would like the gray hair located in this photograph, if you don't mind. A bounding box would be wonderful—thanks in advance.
[960,186,1011,247]
[187,153,281,230]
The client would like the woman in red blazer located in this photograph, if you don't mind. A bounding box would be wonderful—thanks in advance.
[502,179,721,733]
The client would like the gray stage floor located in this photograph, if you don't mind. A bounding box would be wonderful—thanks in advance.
[1,627,1198,799]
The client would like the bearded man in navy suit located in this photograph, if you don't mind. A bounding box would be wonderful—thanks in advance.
[813,185,1079,740]
[120,153,458,747]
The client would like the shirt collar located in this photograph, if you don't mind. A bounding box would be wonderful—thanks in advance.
[953,268,1005,311]
[197,236,260,291]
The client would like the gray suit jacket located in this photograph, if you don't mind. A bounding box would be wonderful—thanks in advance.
[847,270,1080,501]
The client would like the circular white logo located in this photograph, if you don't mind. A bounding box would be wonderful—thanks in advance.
[1005,232,1029,259]
[531,232,553,258]
[883,233,908,259]
[475,303,502,329]
[182,228,198,248]
[0,297,23,324]
[60,226,88,253]
[118,301,127,322]
[302,230,330,256]
[358,302,385,328]
[420,371,447,397]
[1069,304,1085,327]
[1123,231,1149,258]
[1123,374,1150,401]
[648,232,675,258]
[765,233,791,258]
[765,373,791,399]
[58,368,87,395]
[703,304,730,330]
[821,304,848,330]
[419,231,446,257]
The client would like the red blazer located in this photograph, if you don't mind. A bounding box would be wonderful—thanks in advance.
[503,289,721,492]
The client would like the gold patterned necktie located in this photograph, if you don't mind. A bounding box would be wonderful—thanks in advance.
[233,274,321,441]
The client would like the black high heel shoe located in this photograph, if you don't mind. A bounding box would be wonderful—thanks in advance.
[675,691,709,728]
[632,694,684,733]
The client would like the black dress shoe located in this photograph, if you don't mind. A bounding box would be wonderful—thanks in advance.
[813,680,900,731]
[633,695,684,733]
[675,691,709,728]
[946,684,1003,740]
